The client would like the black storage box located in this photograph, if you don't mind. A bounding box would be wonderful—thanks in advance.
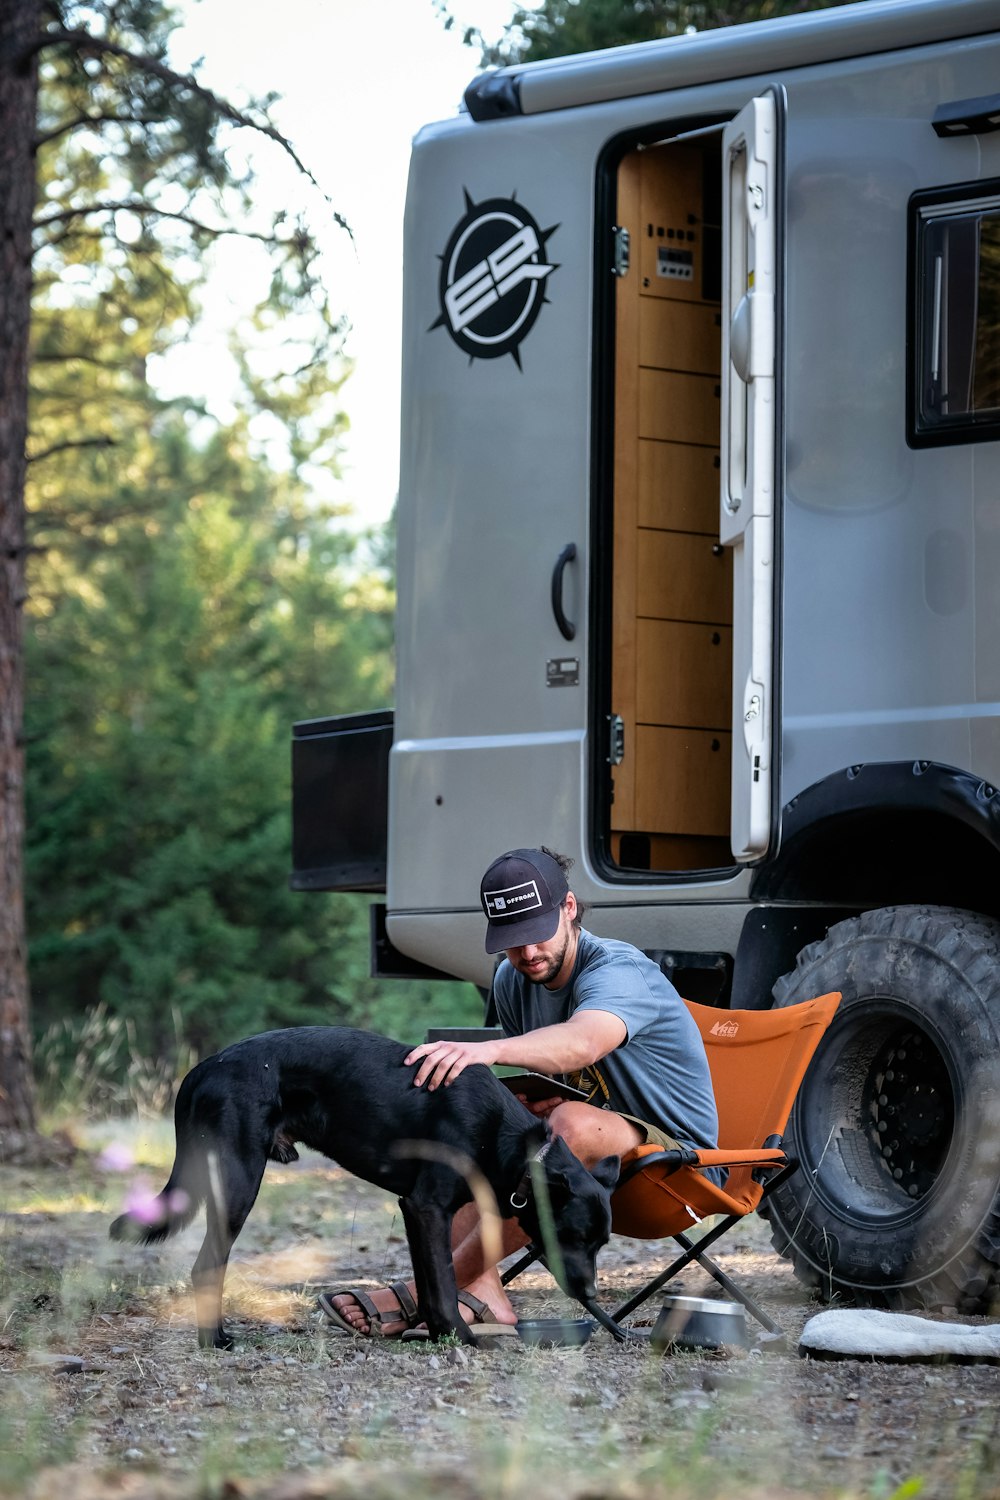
[290,709,393,892]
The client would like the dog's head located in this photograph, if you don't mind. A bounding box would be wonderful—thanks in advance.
[517,1128,618,1306]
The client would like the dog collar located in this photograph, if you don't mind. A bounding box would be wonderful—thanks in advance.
[510,1139,552,1211]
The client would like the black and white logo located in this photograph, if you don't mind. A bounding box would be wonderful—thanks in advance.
[484,880,542,918]
[433,192,558,366]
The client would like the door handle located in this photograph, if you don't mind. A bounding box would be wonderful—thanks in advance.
[551,543,577,641]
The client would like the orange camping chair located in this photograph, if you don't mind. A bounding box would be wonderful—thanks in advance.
[502,990,841,1341]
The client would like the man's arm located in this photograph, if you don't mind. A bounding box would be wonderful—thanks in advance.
[405,1008,627,1091]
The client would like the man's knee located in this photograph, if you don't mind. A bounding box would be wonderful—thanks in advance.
[546,1101,587,1153]
[547,1102,642,1167]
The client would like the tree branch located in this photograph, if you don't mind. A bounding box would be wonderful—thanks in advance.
[32,350,126,367]
[27,435,116,465]
[23,26,351,238]
[34,197,294,247]
[35,109,166,149]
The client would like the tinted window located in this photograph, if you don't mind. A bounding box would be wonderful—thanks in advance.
[910,184,1000,446]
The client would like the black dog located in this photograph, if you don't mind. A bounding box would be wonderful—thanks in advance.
[109,1026,619,1349]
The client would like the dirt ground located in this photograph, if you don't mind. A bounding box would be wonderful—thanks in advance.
[1,1131,999,1500]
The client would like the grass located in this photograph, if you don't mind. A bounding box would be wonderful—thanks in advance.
[0,1114,997,1500]
[33,1005,196,1124]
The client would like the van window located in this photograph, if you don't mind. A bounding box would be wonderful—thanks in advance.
[910,184,1000,446]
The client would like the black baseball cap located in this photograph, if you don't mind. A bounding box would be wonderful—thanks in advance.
[480,848,570,954]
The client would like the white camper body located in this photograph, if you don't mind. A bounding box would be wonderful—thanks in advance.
[292,0,1000,1312]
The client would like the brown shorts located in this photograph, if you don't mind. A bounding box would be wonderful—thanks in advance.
[616,1112,682,1152]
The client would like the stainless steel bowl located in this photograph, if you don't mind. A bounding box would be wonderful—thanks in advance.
[516,1317,596,1348]
[650,1295,750,1352]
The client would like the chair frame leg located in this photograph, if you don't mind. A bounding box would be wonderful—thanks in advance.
[610,1222,783,1336]
[501,1162,798,1340]
[609,1161,800,1337]
[500,1247,538,1287]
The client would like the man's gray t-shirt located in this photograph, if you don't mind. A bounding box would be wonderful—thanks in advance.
[492,927,719,1156]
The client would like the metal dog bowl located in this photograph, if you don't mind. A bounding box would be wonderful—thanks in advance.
[516,1317,596,1349]
[650,1296,750,1353]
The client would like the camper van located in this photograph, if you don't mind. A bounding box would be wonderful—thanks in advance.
[292,0,1000,1314]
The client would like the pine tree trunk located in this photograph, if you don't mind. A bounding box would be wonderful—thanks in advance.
[0,0,42,1136]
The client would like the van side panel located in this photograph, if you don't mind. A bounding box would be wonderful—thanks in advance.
[780,41,1000,799]
[391,112,594,948]
[389,28,1000,984]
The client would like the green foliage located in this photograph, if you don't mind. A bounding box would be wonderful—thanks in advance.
[24,396,478,1059]
[33,1002,195,1117]
[34,0,338,344]
[473,0,866,66]
[21,0,481,1085]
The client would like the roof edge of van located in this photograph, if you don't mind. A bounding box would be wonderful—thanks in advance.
[464,0,999,123]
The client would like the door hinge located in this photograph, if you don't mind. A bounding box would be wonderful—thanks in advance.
[613,225,631,278]
[608,713,625,766]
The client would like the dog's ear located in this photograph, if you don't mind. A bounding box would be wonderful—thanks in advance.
[590,1154,621,1193]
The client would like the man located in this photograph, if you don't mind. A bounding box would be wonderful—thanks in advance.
[320,846,719,1339]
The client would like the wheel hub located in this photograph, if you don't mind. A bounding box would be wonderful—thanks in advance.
[866,1027,952,1200]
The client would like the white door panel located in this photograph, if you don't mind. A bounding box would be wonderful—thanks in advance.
[721,91,781,861]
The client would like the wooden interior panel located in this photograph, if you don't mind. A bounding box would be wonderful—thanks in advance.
[634,726,731,836]
[638,441,720,533]
[639,368,721,446]
[635,618,732,728]
[611,831,733,872]
[637,531,732,623]
[610,138,730,865]
[639,299,721,375]
[638,146,705,303]
[644,834,733,870]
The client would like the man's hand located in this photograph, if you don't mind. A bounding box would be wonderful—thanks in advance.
[404,1037,499,1090]
[515,1093,563,1119]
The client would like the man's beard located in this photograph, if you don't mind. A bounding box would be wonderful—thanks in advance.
[517,929,571,986]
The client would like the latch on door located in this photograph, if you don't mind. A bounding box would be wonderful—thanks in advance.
[608,714,625,766]
[613,225,631,278]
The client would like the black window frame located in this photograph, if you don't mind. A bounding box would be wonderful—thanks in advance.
[907,178,1000,449]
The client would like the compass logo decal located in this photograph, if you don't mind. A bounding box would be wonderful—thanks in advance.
[433,192,559,366]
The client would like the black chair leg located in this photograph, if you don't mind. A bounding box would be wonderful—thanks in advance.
[680,1236,785,1337]
[505,1168,796,1340]
[611,1215,738,1320]
[611,1225,784,1337]
[610,1164,800,1337]
[500,1245,541,1286]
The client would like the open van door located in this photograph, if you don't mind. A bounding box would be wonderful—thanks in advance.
[604,89,781,877]
[720,91,781,861]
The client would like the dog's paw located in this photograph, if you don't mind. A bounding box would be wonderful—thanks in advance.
[198,1325,235,1351]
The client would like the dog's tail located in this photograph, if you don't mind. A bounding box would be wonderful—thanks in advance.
[108,1164,203,1246]
[108,1067,213,1246]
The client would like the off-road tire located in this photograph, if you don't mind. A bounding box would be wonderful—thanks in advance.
[761,905,1000,1313]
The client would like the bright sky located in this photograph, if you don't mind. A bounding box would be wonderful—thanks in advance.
[158,0,527,530]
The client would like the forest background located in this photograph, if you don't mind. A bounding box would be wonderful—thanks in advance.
[14,0,851,1124]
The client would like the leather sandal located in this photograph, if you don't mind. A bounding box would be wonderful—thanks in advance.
[317,1280,420,1338]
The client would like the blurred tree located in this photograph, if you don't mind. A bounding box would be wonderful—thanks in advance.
[436,0,863,66]
[0,0,345,1146]
[25,392,399,1057]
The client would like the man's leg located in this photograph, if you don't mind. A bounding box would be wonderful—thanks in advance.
[325,1103,640,1335]
[324,1202,525,1335]
[545,1100,645,1167]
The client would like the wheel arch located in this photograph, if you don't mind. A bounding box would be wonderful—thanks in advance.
[751,760,1000,918]
[727,761,1000,1007]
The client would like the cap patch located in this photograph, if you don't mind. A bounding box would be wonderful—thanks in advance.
[484,879,543,919]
